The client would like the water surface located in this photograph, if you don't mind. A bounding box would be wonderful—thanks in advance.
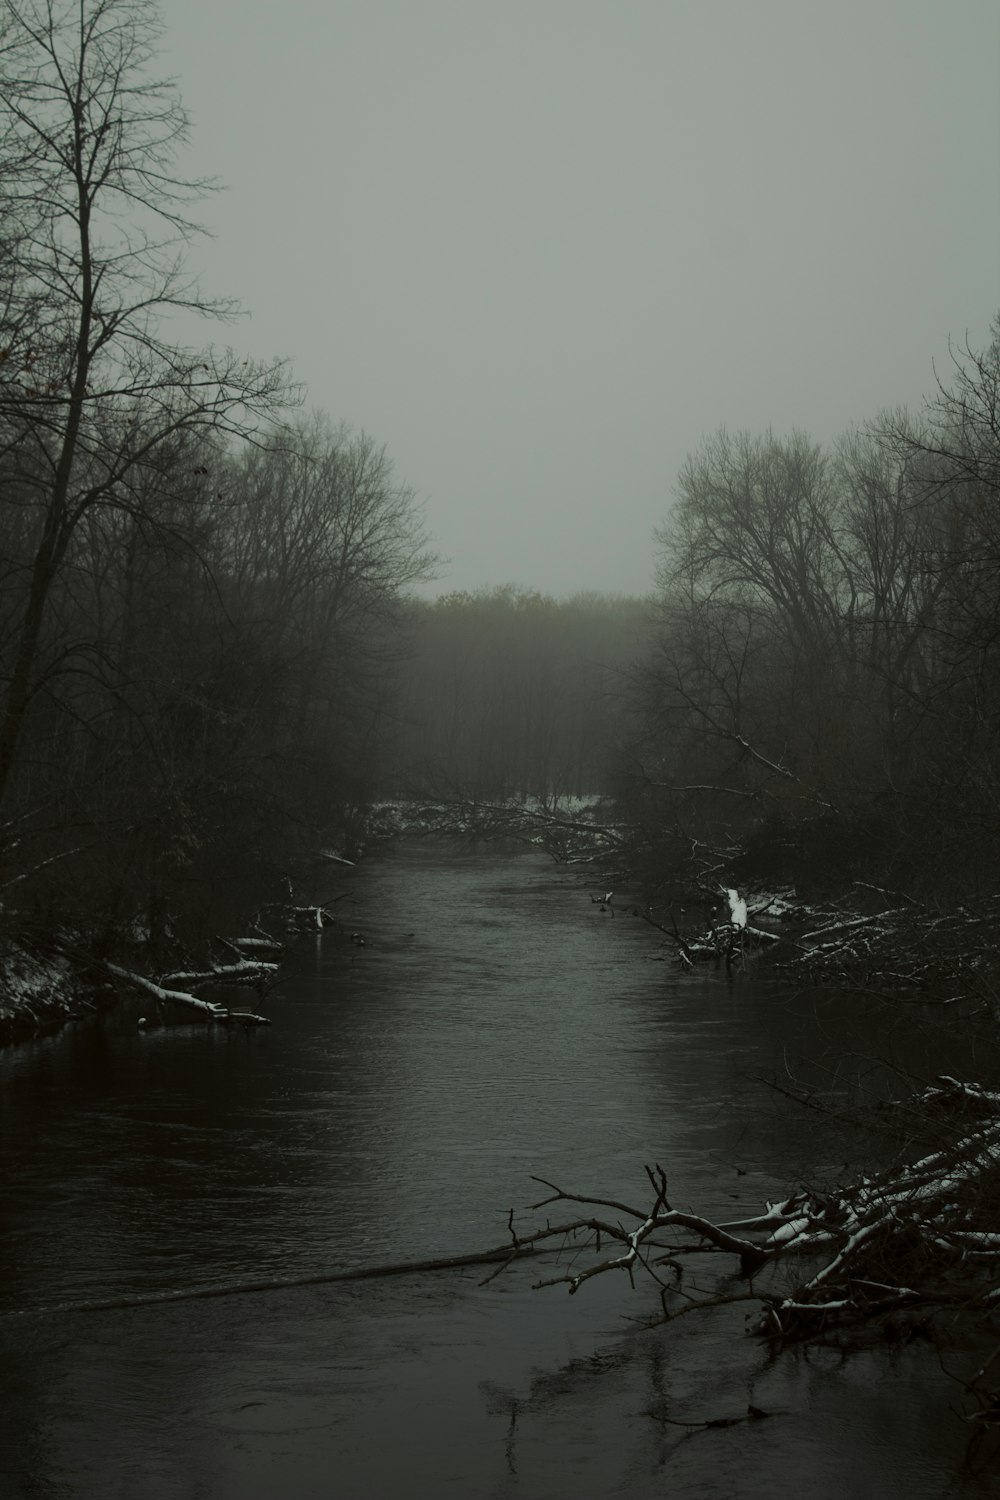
[0,844,996,1497]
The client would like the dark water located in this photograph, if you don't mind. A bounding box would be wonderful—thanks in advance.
[1,844,998,1498]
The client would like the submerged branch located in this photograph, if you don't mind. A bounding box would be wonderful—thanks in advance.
[489,1075,1000,1341]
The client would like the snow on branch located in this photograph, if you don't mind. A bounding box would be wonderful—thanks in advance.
[381,796,632,865]
[106,962,228,1017]
[488,1077,1000,1341]
[105,963,271,1025]
[159,959,279,991]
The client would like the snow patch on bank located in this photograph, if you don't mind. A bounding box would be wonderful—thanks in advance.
[0,941,91,1037]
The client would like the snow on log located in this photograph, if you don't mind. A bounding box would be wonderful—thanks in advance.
[258,900,342,931]
[488,1076,1000,1341]
[213,931,285,961]
[106,963,227,1017]
[160,959,279,991]
[383,795,632,865]
[106,964,273,1024]
[776,891,1000,992]
[287,905,328,929]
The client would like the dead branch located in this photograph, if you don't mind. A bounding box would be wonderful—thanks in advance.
[490,1076,1000,1341]
[106,962,228,1018]
[106,963,270,1025]
[383,795,633,865]
[777,892,1000,995]
[159,959,279,991]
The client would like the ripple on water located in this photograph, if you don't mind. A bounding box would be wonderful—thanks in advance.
[0,844,993,1498]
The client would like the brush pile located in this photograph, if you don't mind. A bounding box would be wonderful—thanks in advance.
[498,1076,1000,1343]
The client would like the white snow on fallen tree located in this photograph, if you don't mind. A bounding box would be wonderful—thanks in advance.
[485,1076,1000,1341]
[105,963,271,1025]
[160,959,279,991]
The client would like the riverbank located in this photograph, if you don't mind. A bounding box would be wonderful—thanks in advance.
[0,938,108,1045]
[371,800,1000,1004]
[0,880,340,1046]
[629,878,1000,1010]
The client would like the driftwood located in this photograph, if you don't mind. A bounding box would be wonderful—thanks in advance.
[378,796,632,866]
[6,1242,540,1321]
[641,882,1000,999]
[160,958,279,991]
[776,888,1000,999]
[105,889,350,1027]
[637,885,785,969]
[258,899,344,932]
[216,933,285,958]
[105,963,271,1025]
[487,1077,1000,1344]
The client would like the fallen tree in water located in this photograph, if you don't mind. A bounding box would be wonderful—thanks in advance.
[636,882,1000,1002]
[373,795,633,866]
[101,908,328,1025]
[105,961,273,1026]
[774,887,1000,1000]
[0,893,349,1040]
[488,1076,1000,1347]
[17,1076,1000,1344]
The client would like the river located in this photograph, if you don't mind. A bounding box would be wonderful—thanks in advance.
[0,843,997,1498]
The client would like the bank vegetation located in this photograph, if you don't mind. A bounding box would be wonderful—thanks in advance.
[0,0,433,1034]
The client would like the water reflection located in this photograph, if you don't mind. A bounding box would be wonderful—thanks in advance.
[0,844,997,1498]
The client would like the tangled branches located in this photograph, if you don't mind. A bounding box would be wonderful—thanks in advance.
[776,889,1000,1000]
[377,796,631,865]
[646,883,1000,1003]
[491,1077,1000,1344]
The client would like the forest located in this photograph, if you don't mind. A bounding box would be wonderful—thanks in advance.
[1,0,999,1016]
[6,4,1000,1489]
[388,328,1000,935]
[619,370,1000,905]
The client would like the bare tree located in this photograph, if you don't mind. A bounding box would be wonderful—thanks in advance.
[661,428,846,662]
[211,417,437,832]
[628,320,1000,897]
[0,0,289,825]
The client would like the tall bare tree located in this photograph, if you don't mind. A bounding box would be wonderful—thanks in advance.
[0,0,288,825]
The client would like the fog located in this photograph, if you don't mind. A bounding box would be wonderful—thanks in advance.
[164,0,1000,598]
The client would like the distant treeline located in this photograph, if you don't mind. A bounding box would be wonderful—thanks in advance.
[2,1,998,961]
[393,320,1000,907]
[388,587,649,802]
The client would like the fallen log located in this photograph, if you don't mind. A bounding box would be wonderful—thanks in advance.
[259,898,344,932]
[644,881,1000,995]
[2,1242,539,1322]
[160,959,279,991]
[775,893,1000,995]
[486,1077,1000,1342]
[223,935,285,956]
[641,884,792,969]
[106,962,227,1017]
[383,795,633,865]
[106,963,270,1025]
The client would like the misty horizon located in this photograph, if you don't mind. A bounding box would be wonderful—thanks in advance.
[160,0,1000,599]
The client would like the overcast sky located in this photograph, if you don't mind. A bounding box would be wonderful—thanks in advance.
[162,0,1000,600]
